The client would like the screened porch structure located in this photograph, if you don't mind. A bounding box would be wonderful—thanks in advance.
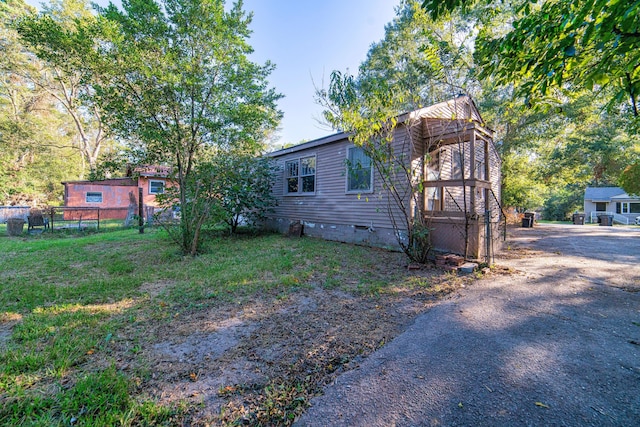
[418,96,505,261]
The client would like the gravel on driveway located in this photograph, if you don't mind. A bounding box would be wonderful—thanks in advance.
[296,224,640,426]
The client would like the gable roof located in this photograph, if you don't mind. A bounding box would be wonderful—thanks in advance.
[268,95,486,158]
[406,95,484,124]
[584,186,627,201]
[611,192,640,200]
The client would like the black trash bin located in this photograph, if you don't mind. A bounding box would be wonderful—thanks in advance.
[522,212,535,228]
[599,214,613,226]
[572,213,585,225]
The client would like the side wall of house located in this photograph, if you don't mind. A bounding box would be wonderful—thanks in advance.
[584,199,614,223]
[138,176,171,207]
[64,183,135,209]
[266,127,414,249]
[64,183,138,220]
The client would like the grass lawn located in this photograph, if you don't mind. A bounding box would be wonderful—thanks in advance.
[0,226,472,426]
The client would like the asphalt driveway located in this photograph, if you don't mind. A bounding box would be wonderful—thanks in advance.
[296,223,640,426]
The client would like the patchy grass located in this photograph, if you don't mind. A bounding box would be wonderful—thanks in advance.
[0,227,473,426]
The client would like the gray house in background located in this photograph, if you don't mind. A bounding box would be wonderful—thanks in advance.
[584,186,640,224]
[265,96,505,261]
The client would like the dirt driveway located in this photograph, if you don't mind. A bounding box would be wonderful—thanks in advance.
[296,224,640,426]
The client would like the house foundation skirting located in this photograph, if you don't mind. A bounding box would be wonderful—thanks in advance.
[426,215,504,260]
[264,215,504,261]
[263,218,402,250]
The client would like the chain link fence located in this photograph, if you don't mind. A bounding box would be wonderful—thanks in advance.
[1,205,159,234]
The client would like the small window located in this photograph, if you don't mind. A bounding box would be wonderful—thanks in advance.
[630,203,640,213]
[285,155,316,194]
[149,180,165,195]
[346,147,373,192]
[451,147,463,180]
[595,202,607,212]
[86,192,103,203]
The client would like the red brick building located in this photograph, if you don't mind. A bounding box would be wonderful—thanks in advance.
[62,166,173,220]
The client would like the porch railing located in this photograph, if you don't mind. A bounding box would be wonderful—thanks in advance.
[614,214,630,225]
[589,211,630,225]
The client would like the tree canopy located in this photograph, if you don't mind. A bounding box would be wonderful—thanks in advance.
[85,0,281,253]
[422,0,640,115]
[16,0,113,174]
[421,0,640,206]
[12,0,282,252]
[1,0,84,204]
[95,0,281,253]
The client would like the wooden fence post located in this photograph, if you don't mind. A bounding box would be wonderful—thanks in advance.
[138,187,144,234]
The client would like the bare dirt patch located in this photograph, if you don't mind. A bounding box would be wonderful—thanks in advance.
[108,252,480,425]
[139,279,178,298]
[0,312,22,351]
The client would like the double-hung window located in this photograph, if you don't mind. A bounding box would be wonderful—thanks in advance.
[346,147,373,192]
[285,155,316,194]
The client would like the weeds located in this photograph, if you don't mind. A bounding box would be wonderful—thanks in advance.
[0,228,465,425]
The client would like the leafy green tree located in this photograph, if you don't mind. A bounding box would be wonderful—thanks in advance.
[357,0,478,110]
[422,0,640,215]
[422,0,640,116]
[85,0,281,255]
[0,0,82,204]
[620,160,640,196]
[206,154,277,234]
[542,184,584,221]
[319,69,433,263]
[16,0,112,175]
[500,152,545,212]
[158,152,276,241]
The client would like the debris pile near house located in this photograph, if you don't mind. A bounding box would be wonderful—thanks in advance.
[288,221,303,237]
[436,254,478,274]
[436,254,465,270]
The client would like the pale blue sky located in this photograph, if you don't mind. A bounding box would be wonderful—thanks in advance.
[242,0,399,146]
[26,0,400,146]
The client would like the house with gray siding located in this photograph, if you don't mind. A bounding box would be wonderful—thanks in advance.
[584,186,640,224]
[265,96,504,261]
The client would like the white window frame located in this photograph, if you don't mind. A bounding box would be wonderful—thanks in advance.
[149,180,165,195]
[346,146,374,193]
[86,192,103,203]
[285,155,316,195]
[618,202,640,214]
